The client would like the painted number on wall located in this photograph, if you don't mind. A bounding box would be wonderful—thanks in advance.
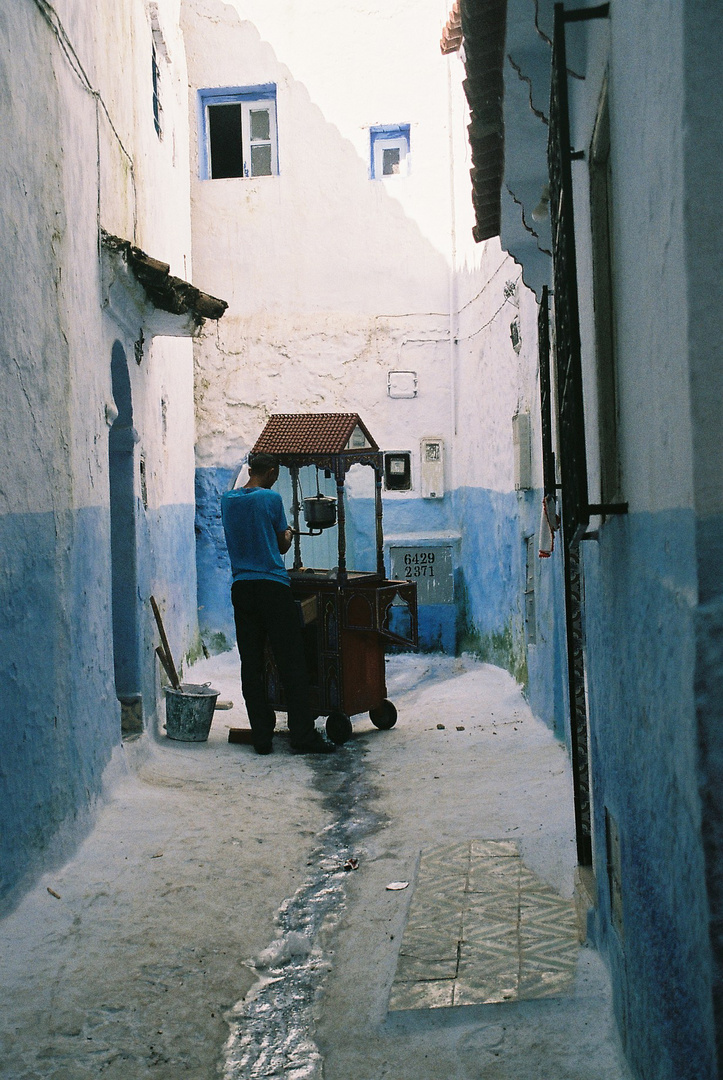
[390,546,454,604]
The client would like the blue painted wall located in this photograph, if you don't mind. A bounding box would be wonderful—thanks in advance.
[0,496,199,913]
[0,0,203,918]
[195,466,568,736]
[583,510,716,1080]
[0,507,116,909]
[195,467,237,651]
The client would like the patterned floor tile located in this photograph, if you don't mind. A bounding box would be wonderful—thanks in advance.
[399,926,462,960]
[518,967,576,1000]
[519,893,577,958]
[463,885,519,921]
[518,864,542,890]
[388,840,578,1013]
[415,867,469,897]
[418,844,470,893]
[419,840,471,867]
[519,938,578,976]
[388,978,455,1011]
[405,893,465,931]
[467,857,520,896]
[453,973,518,1005]
[402,927,463,957]
[470,839,520,858]
[458,935,518,971]
[461,915,519,951]
[395,953,459,982]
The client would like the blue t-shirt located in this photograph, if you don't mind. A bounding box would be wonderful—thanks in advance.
[221,487,290,586]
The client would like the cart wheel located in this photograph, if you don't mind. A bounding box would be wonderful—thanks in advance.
[369,699,397,730]
[326,711,353,745]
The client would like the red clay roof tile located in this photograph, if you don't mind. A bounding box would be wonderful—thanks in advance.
[252,413,378,456]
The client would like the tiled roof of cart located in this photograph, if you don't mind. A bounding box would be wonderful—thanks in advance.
[252,414,378,456]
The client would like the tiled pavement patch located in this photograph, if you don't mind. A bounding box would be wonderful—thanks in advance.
[388,840,578,1011]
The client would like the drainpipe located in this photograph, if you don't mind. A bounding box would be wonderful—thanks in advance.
[446,54,458,442]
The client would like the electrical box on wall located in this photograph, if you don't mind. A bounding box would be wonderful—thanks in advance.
[384,451,412,491]
[420,438,444,499]
[387,370,418,398]
[512,412,532,491]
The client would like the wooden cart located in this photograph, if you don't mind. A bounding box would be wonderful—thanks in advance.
[252,413,418,744]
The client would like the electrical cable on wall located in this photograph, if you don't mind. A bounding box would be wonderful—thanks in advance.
[455,276,523,343]
[30,0,138,243]
[373,257,512,324]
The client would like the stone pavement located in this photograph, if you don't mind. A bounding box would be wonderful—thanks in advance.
[0,653,632,1079]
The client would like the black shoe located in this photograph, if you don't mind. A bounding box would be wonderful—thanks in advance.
[291,730,337,754]
[254,741,273,755]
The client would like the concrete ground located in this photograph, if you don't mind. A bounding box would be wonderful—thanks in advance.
[0,653,632,1079]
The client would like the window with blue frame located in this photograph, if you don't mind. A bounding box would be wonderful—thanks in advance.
[198,85,278,180]
[370,124,410,179]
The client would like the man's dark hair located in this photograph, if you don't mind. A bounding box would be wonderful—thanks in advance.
[248,452,279,475]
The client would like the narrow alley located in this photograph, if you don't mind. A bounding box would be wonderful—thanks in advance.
[0,654,629,1079]
[2,2,722,1077]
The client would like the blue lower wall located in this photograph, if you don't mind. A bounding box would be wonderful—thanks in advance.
[195,472,720,1073]
[195,467,237,651]
[0,507,117,911]
[195,468,567,734]
[583,508,716,1080]
[0,499,199,913]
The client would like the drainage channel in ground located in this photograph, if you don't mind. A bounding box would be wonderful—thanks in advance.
[222,738,384,1079]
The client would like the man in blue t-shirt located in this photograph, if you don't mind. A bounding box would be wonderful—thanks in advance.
[221,452,335,755]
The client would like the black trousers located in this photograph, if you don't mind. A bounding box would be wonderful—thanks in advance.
[231,579,315,745]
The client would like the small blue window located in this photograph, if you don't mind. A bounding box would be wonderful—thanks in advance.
[198,84,278,180]
[370,124,410,179]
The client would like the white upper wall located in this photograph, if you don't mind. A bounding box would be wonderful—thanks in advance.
[183,0,476,314]
[0,0,197,515]
[569,6,693,515]
[184,0,515,485]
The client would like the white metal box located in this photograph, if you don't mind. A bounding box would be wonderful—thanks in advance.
[420,438,444,499]
[512,412,532,491]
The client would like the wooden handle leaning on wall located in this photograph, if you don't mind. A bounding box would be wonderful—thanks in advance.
[155,646,179,689]
[150,595,180,689]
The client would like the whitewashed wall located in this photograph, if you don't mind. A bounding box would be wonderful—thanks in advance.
[186,0,559,686]
[185,0,466,473]
[0,0,200,911]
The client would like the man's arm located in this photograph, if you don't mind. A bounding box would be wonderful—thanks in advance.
[278,528,293,555]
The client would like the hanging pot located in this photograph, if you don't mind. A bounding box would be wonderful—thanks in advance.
[303,495,337,530]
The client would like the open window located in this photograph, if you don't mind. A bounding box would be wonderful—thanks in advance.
[199,85,278,180]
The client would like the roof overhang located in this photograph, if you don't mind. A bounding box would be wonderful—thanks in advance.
[252,413,380,467]
[100,231,228,339]
[445,0,556,298]
[440,1,463,54]
[459,0,508,243]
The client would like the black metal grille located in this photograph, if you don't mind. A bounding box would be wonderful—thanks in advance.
[548,3,593,866]
[548,4,589,542]
[538,285,556,498]
[563,545,591,865]
[152,42,162,138]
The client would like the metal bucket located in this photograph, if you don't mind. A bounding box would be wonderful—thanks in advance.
[164,683,219,742]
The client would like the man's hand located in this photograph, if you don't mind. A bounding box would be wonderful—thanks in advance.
[278,527,293,555]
